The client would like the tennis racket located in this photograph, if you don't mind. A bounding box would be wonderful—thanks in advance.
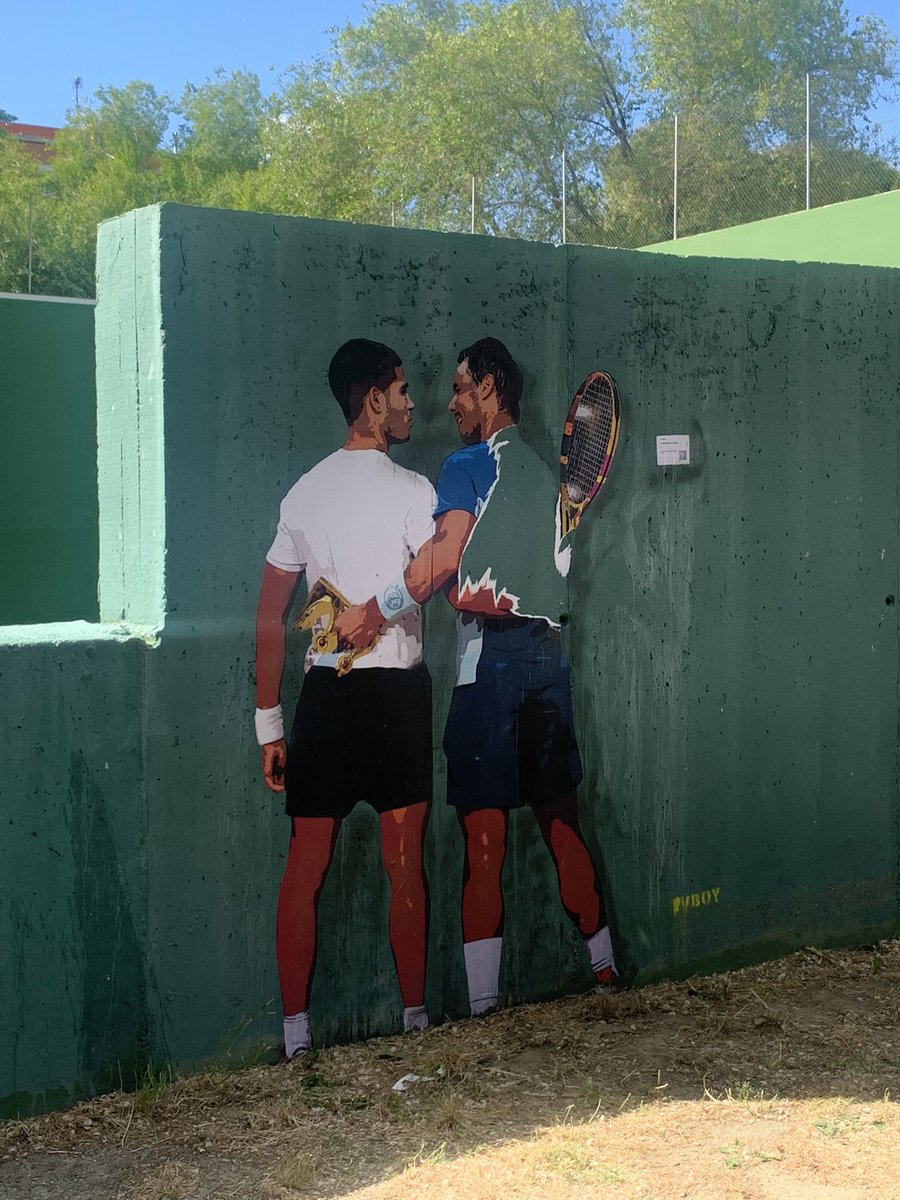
[559,370,621,540]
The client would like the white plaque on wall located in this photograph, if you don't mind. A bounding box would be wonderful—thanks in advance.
[656,435,691,466]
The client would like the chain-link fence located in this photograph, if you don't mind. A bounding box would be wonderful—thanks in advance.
[384,90,900,249]
[3,80,899,297]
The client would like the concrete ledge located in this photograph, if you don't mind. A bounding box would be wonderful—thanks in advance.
[0,620,160,647]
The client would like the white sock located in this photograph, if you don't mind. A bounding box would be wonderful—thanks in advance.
[583,925,617,976]
[403,1005,429,1033]
[464,937,502,1015]
[283,1011,311,1058]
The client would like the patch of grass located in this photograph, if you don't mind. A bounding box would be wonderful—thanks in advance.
[409,1141,448,1168]
[274,1152,316,1193]
[539,1143,629,1184]
[292,1068,343,1110]
[130,1162,199,1199]
[298,1070,332,1090]
[135,1061,175,1114]
[437,1087,463,1130]
[814,1105,863,1138]
[205,1007,278,1072]
[721,1139,743,1169]
[725,1080,767,1103]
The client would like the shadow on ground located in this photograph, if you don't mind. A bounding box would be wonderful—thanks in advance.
[1,941,898,1199]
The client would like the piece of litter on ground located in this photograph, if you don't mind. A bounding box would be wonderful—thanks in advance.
[392,1068,445,1092]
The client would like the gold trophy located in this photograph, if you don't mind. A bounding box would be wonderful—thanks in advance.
[294,578,378,676]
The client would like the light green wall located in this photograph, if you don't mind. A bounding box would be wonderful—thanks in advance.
[2,203,898,1117]
[643,189,900,268]
[0,295,98,624]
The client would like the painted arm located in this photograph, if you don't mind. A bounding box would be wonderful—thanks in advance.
[255,561,302,792]
[333,510,476,650]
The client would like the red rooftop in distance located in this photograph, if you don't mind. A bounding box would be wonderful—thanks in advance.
[0,122,59,163]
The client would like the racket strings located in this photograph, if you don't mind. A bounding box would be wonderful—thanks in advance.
[566,379,616,495]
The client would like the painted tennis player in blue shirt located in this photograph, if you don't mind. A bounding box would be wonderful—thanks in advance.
[337,337,617,1014]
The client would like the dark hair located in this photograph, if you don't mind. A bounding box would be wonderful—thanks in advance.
[458,337,522,422]
[328,339,402,425]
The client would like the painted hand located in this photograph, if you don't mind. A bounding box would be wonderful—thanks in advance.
[262,739,287,793]
[334,597,383,651]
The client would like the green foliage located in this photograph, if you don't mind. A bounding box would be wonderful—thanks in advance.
[135,1059,175,1113]
[0,137,41,291]
[0,0,897,295]
[622,0,896,145]
[266,0,632,239]
[0,108,18,123]
[176,69,267,176]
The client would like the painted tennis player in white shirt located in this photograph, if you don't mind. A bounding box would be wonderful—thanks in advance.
[254,339,436,1059]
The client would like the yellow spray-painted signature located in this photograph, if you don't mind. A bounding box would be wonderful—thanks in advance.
[672,888,721,916]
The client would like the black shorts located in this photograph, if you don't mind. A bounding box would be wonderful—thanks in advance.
[284,663,432,819]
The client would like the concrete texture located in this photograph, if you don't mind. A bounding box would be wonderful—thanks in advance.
[1,203,898,1117]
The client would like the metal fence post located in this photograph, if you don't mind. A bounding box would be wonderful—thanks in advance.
[27,193,33,294]
[811,74,816,211]
[471,176,476,234]
[561,149,567,245]
[673,114,679,240]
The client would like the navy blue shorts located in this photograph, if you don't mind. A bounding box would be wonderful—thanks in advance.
[285,663,433,818]
[443,617,583,811]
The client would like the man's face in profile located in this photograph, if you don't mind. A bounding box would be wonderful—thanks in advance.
[383,366,414,446]
[448,359,483,445]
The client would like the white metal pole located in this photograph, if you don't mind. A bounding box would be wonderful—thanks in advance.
[27,193,33,293]
[391,202,395,228]
[471,176,476,234]
[561,149,567,245]
[673,114,679,240]
[805,72,811,211]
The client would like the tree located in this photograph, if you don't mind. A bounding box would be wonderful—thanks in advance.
[267,0,634,240]
[2,0,898,296]
[621,0,897,146]
[0,108,18,123]
[0,135,41,292]
[176,69,267,175]
[27,83,176,295]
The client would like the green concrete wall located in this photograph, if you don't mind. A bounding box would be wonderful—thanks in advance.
[643,189,900,268]
[2,202,898,1118]
[0,625,147,1117]
[0,295,98,624]
[568,250,900,973]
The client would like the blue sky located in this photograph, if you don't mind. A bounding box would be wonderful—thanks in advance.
[1,0,370,126]
[2,0,899,129]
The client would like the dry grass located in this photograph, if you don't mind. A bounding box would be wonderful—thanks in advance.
[349,1095,900,1200]
[128,1162,200,1200]
[1,939,898,1199]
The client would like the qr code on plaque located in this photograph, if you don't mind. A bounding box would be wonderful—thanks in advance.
[678,449,687,461]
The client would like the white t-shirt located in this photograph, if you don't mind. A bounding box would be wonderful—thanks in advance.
[266,448,436,670]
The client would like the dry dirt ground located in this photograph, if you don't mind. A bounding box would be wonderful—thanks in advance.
[2,941,899,1200]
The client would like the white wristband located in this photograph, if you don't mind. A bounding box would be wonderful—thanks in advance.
[376,577,417,621]
[254,704,284,746]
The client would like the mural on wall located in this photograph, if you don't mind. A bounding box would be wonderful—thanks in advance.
[255,335,621,1058]
[254,340,435,1060]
